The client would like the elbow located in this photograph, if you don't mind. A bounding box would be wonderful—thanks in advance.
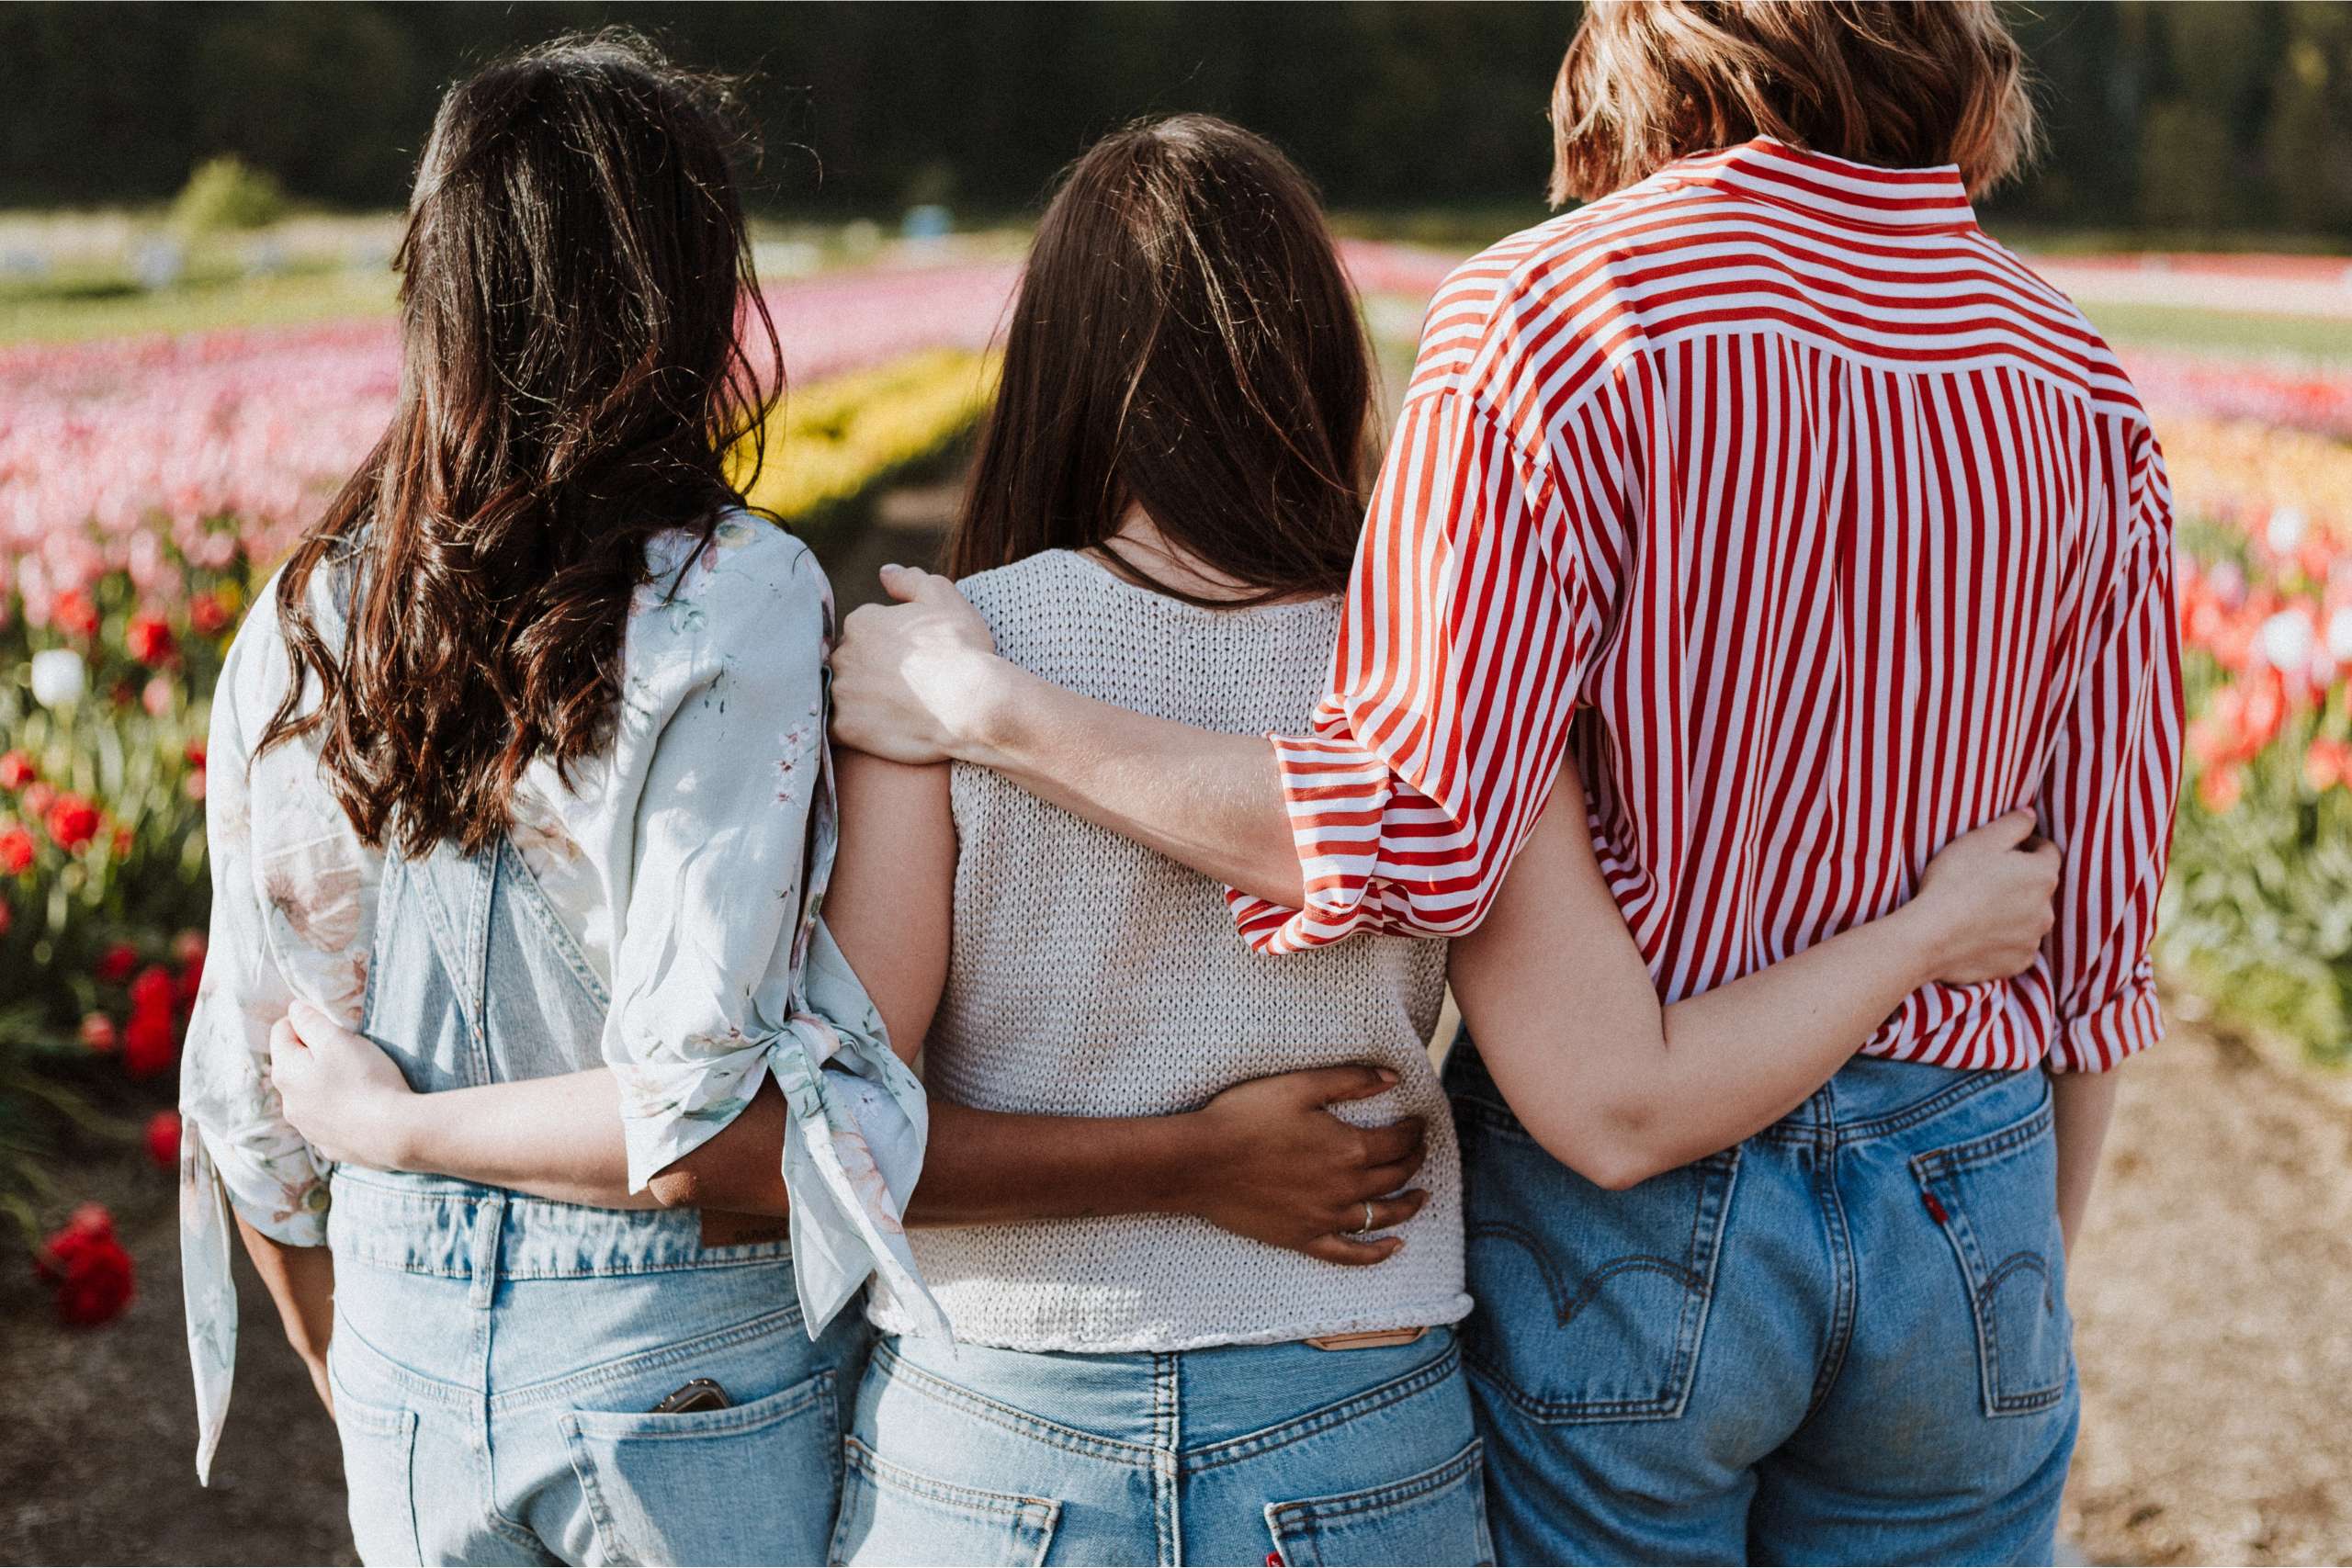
[1536,1102,1679,1192]
[644,1163,706,1211]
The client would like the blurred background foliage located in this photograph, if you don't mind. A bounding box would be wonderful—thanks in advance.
[2,1,2348,243]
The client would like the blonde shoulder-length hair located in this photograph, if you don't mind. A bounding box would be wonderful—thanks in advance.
[1549,0,2040,205]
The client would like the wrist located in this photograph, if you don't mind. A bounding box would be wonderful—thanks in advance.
[953,654,1043,770]
[1880,899,1950,987]
[1139,1111,1218,1216]
[372,1092,430,1173]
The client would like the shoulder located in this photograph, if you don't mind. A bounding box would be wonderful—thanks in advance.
[1407,185,1690,424]
[953,550,1086,643]
[637,513,832,651]
[1957,235,2151,426]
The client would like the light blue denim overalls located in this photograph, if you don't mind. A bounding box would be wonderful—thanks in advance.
[323,830,871,1566]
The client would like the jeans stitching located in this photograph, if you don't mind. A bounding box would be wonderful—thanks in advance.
[1263,1435,1485,1527]
[1184,1347,1464,1472]
[490,1303,812,1412]
[1911,1086,2069,1416]
[871,1341,1159,1465]
[1460,1153,1736,1423]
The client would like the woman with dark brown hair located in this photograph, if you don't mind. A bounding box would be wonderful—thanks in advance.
[831,3,2179,1563]
[182,42,1421,1567]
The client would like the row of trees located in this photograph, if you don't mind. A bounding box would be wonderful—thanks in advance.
[3,2,2348,238]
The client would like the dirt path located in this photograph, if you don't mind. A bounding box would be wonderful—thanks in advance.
[2061,1021,2352,1564]
[4,1014,2346,1564]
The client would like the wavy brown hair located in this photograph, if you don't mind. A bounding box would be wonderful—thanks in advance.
[944,115,1374,606]
[1549,0,2040,204]
[262,31,781,858]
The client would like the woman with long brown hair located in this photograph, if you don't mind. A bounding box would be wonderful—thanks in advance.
[191,41,1434,1566]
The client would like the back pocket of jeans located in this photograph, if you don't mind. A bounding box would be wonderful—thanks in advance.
[561,1368,841,1565]
[827,1436,1059,1567]
[1265,1437,1493,1567]
[1913,1085,2071,1417]
[329,1378,422,1566]
[1455,1099,1738,1424]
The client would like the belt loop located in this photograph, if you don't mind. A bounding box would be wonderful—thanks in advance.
[469,1191,505,1310]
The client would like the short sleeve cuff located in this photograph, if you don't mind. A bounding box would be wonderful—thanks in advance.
[188,1119,331,1248]
[1224,732,1402,954]
[2048,970,2164,1074]
[613,1044,775,1194]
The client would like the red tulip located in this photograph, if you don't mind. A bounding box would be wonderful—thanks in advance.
[130,964,175,1018]
[122,1005,177,1078]
[0,751,35,791]
[0,825,32,875]
[78,1012,118,1053]
[125,614,175,667]
[43,794,100,853]
[2199,764,2245,814]
[18,782,54,819]
[145,1111,182,1169]
[33,1204,135,1327]
[96,943,139,985]
[188,593,232,637]
[50,589,99,639]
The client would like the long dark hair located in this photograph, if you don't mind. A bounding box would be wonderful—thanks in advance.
[944,115,1374,605]
[263,31,781,858]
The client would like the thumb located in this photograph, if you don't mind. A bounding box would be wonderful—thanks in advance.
[876,563,951,605]
[1296,1063,1401,1106]
[1981,807,2039,851]
[286,997,333,1042]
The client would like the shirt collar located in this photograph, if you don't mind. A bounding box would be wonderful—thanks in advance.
[1658,136,1977,232]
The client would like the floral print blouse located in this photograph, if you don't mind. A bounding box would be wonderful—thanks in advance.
[179,514,944,1483]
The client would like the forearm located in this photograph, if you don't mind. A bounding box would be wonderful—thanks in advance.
[1462,904,1937,1190]
[233,1212,334,1377]
[957,659,1305,908]
[905,1099,1200,1226]
[2051,1065,2122,1256]
[379,1069,662,1210]
[1636,911,1938,1162]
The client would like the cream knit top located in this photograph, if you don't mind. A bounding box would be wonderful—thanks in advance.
[866,548,1470,1351]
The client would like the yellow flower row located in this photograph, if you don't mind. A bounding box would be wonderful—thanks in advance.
[734,350,1000,527]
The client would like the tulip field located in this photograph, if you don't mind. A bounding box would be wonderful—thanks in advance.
[1,239,2347,1327]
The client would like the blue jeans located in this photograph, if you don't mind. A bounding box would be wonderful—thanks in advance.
[326,1168,873,1565]
[1448,1039,2079,1566]
[831,1328,1493,1566]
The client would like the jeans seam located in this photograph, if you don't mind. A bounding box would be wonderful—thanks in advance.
[1262,1435,1484,1528]
[490,1303,812,1413]
[1184,1347,1464,1472]
[1800,1144,1859,1423]
[872,1341,1158,1465]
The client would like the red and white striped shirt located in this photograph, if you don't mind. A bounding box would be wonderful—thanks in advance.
[1230,138,2184,1075]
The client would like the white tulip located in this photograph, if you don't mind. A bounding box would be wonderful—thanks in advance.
[2328,606,2352,663]
[2267,506,2308,556]
[28,648,86,708]
[2256,609,2316,673]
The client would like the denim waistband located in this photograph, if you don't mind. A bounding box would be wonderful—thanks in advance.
[326,1167,792,1280]
[876,1326,1464,1466]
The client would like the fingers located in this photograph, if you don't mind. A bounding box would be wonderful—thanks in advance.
[1355,1190,1430,1230]
[1301,1233,1406,1268]
[1973,807,2039,850]
[1356,1154,1430,1197]
[876,563,962,607]
[269,1016,307,1058]
[1354,1116,1428,1168]
[1296,1064,1401,1105]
